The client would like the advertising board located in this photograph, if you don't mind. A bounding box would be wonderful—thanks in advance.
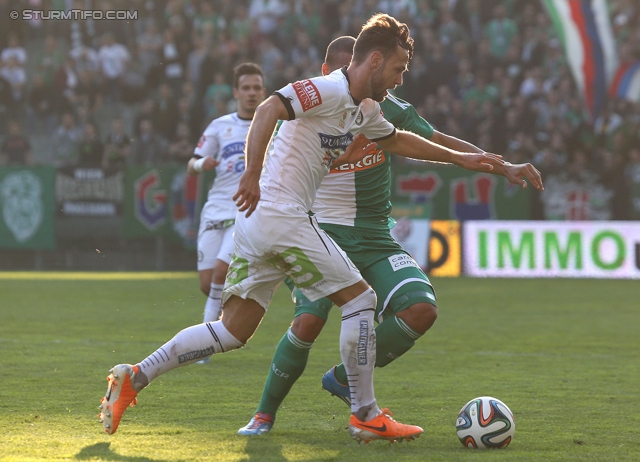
[464,221,640,279]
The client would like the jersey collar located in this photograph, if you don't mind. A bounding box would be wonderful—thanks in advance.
[236,112,253,121]
[341,66,361,106]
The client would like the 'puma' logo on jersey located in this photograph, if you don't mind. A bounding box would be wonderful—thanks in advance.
[318,132,353,150]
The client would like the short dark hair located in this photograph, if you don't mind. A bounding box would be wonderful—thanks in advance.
[233,63,264,88]
[325,36,356,69]
[352,13,414,64]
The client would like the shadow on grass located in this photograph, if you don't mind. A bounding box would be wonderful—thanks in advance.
[239,436,287,462]
[75,442,168,461]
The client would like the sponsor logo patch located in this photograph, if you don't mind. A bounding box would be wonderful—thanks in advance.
[358,320,369,365]
[197,135,206,148]
[318,132,354,169]
[178,347,215,363]
[330,149,385,173]
[220,141,245,160]
[318,132,353,150]
[293,79,322,112]
[388,254,419,271]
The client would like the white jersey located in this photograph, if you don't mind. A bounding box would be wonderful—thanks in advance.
[194,112,252,221]
[262,68,396,210]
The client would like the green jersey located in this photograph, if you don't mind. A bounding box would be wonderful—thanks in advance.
[312,94,434,230]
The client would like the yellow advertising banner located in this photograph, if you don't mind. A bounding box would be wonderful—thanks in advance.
[429,220,461,277]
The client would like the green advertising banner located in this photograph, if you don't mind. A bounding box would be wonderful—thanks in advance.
[124,166,214,248]
[389,162,531,220]
[0,166,56,250]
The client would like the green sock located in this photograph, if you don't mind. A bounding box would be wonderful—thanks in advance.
[257,328,312,417]
[334,316,421,384]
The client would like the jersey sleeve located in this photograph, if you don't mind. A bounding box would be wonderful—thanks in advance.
[274,76,341,120]
[193,123,220,159]
[381,95,434,139]
[359,100,396,142]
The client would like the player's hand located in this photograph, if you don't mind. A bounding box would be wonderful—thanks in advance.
[331,133,378,168]
[202,157,219,170]
[452,152,505,173]
[233,171,261,218]
[499,162,544,190]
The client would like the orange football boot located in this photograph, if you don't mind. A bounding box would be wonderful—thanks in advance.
[349,408,423,443]
[98,364,139,435]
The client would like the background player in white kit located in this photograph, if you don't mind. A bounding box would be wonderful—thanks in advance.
[188,63,266,327]
[99,14,507,442]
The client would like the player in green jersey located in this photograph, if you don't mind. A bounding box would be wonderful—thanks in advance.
[239,36,543,435]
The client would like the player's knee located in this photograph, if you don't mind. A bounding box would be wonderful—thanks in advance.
[361,289,378,311]
[291,313,325,343]
[398,302,438,335]
[341,288,377,317]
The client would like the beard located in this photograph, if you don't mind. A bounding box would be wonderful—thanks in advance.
[370,69,389,102]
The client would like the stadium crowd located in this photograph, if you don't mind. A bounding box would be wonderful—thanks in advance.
[0,0,639,218]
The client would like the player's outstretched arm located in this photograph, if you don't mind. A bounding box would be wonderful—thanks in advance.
[234,95,289,217]
[425,131,543,190]
[494,162,544,190]
[377,130,505,173]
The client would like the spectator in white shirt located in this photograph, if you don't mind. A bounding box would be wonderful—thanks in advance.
[1,34,27,66]
[98,32,130,102]
[0,57,26,103]
[69,45,100,74]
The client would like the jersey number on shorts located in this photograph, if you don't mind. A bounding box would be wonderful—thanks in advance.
[226,254,249,286]
[267,247,323,288]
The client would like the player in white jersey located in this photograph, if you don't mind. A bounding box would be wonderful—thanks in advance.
[188,63,266,327]
[239,36,543,436]
[98,14,509,442]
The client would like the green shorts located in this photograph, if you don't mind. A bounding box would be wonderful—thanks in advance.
[289,223,436,323]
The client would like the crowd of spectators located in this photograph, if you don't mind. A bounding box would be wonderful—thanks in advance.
[0,0,639,218]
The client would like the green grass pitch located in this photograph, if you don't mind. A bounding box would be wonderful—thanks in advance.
[0,274,638,461]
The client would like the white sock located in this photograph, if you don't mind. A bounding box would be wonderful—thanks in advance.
[203,283,223,322]
[339,288,380,422]
[137,321,243,382]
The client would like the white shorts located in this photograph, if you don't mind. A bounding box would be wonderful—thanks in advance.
[222,201,362,309]
[197,219,236,271]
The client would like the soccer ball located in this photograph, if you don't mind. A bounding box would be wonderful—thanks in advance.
[456,396,515,449]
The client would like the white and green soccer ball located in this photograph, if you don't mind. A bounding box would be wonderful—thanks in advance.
[456,396,515,449]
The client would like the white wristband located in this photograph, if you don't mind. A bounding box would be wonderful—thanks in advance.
[193,157,206,172]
